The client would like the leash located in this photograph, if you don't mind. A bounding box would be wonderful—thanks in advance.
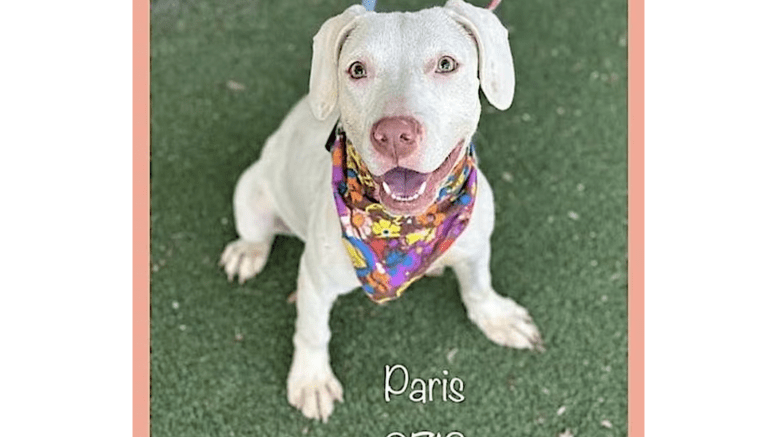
[361,0,501,12]
[486,0,501,10]
[362,0,376,11]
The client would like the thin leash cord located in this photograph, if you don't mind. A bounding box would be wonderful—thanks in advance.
[361,0,376,11]
[361,1,501,12]
[486,0,502,10]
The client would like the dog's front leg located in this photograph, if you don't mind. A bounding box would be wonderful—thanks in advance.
[451,247,544,351]
[448,178,544,351]
[286,247,350,423]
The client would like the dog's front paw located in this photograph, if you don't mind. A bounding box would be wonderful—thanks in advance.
[287,360,343,423]
[219,239,271,284]
[468,293,544,351]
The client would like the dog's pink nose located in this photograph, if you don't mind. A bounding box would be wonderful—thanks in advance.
[370,117,422,160]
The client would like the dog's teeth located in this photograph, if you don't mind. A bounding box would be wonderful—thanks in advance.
[387,185,426,202]
[391,193,411,202]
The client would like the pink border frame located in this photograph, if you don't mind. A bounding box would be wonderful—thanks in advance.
[133,0,150,436]
[627,0,645,435]
[131,0,644,434]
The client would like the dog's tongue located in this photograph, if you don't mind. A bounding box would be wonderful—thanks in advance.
[382,168,426,197]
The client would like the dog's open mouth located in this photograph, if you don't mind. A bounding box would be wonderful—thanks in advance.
[374,140,466,215]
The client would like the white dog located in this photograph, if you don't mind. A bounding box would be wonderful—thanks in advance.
[220,0,542,422]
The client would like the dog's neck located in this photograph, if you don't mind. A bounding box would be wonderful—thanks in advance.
[329,125,478,303]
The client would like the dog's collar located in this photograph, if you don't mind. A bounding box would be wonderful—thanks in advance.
[329,124,477,303]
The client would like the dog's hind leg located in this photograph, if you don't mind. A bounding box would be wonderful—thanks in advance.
[220,160,282,284]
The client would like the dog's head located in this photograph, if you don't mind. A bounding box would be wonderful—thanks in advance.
[309,0,514,215]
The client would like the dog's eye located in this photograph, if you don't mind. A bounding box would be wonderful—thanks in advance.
[436,56,458,73]
[348,62,367,79]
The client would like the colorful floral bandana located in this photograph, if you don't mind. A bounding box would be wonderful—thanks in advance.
[330,126,478,304]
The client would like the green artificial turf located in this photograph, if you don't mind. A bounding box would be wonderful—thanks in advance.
[150,0,628,435]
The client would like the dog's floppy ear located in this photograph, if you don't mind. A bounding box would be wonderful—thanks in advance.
[309,5,367,120]
[444,0,515,110]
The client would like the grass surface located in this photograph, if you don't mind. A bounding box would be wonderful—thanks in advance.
[150,0,628,435]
